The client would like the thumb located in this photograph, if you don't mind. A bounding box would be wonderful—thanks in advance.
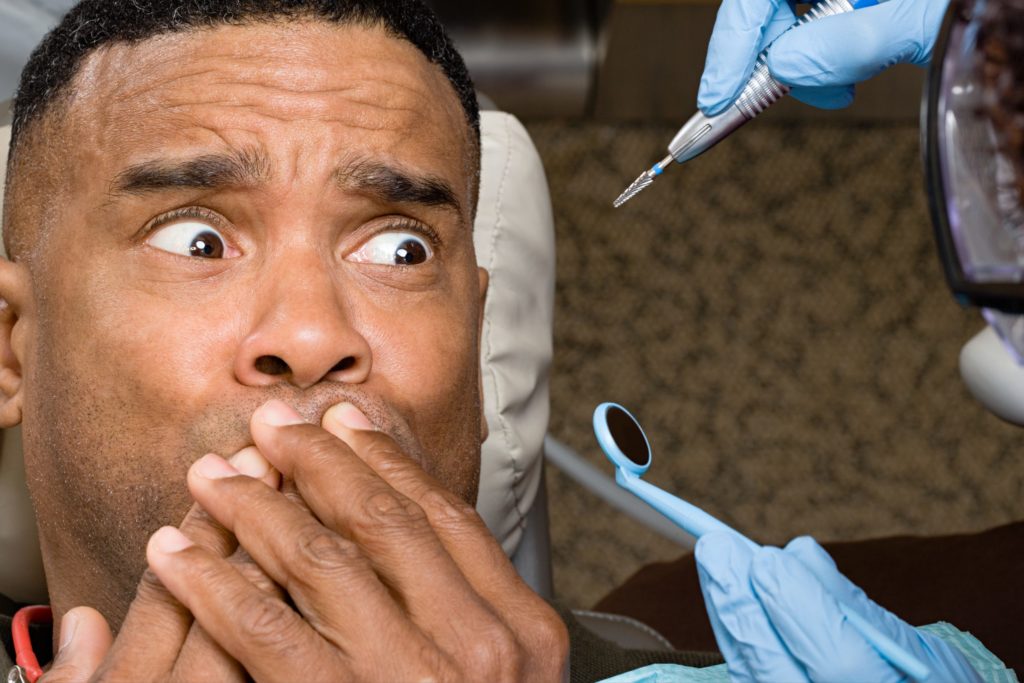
[38,607,112,683]
[698,0,797,115]
[767,0,946,88]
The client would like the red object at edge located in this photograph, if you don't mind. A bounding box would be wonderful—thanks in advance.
[12,605,52,683]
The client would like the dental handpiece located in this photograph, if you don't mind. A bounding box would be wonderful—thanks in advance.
[613,0,878,208]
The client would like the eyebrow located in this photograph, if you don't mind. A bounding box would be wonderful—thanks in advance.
[108,149,463,216]
[109,148,271,196]
[334,159,463,217]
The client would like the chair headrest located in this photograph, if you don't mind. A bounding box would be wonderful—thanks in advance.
[959,324,1024,427]
[0,110,554,602]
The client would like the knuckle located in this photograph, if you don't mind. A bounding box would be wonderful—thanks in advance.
[230,550,281,597]
[461,624,522,678]
[353,488,426,537]
[182,505,217,531]
[295,524,365,576]
[136,565,165,593]
[236,593,301,652]
[405,645,456,683]
[524,608,570,678]
[283,488,310,510]
[134,567,169,602]
[541,612,570,661]
[417,487,478,528]
[362,437,406,470]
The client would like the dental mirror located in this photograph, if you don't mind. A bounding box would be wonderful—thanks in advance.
[593,402,651,475]
[589,402,932,681]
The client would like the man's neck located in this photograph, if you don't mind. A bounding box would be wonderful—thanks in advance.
[38,532,134,639]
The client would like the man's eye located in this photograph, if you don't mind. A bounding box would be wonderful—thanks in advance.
[146,221,234,259]
[348,232,433,266]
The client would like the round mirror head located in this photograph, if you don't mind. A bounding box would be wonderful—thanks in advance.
[593,403,652,475]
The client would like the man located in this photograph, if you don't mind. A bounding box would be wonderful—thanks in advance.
[0,0,580,679]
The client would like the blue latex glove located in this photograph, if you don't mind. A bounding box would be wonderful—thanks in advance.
[698,0,950,115]
[694,532,985,682]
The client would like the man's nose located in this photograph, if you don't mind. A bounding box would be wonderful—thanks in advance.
[234,256,371,390]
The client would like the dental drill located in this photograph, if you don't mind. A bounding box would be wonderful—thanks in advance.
[613,0,880,208]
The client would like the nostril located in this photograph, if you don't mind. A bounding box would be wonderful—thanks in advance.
[255,355,290,376]
[330,357,356,373]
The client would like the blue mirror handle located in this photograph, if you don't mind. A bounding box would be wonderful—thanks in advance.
[615,470,757,550]
[613,469,931,680]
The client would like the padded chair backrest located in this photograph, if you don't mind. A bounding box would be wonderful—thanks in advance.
[0,110,555,603]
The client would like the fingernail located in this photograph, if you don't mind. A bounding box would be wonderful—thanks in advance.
[324,402,374,431]
[153,526,194,554]
[256,399,305,427]
[193,453,239,480]
[229,447,270,478]
[58,611,80,652]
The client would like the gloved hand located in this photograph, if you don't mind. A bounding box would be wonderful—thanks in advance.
[694,532,984,682]
[698,0,950,115]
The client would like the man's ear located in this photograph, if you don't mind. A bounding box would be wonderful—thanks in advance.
[0,257,32,428]
[477,266,489,443]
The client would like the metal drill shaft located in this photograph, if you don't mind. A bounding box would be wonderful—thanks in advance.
[613,155,674,208]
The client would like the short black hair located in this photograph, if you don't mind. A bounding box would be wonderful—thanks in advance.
[9,0,479,158]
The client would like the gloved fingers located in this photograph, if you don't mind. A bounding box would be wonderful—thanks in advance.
[759,0,800,49]
[781,536,849,599]
[766,0,948,89]
[749,548,904,683]
[695,532,809,683]
[698,0,797,115]
[783,537,916,648]
[789,84,855,109]
[782,537,985,681]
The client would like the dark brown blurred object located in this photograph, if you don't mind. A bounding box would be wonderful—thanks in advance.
[594,0,924,123]
[595,521,1024,673]
[978,0,1024,196]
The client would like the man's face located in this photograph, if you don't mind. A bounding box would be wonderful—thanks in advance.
[9,20,486,618]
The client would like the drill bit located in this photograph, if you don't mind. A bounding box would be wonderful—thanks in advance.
[613,154,674,208]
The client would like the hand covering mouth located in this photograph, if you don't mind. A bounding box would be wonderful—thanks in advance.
[184,388,421,466]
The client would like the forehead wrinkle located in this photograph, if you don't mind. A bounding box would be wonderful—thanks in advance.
[78,42,224,111]
[148,69,441,128]
[90,24,448,116]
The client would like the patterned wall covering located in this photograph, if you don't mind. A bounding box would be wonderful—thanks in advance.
[529,120,1024,608]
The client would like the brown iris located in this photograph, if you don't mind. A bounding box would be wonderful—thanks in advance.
[394,239,428,265]
[189,231,225,258]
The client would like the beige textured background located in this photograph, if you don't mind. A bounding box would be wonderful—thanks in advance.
[528,120,1024,608]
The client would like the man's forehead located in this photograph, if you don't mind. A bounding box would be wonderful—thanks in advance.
[62,19,470,182]
[78,19,447,104]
